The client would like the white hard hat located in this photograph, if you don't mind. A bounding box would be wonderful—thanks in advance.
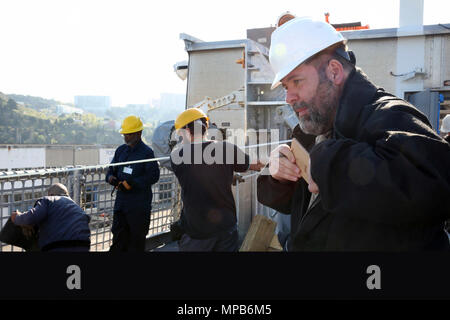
[440,114,450,133]
[269,17,347,89]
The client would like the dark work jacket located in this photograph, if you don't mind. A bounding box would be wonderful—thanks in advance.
[170,141,250,239]
[14,196,91,250]
[106,140,160,212]
[257,68,450,251]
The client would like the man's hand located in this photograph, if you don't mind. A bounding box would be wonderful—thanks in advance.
[307,158,319,194]
[117,181,132,192]
[10,210,20,224]
[268,144,302,182]
[108,176,119,186]
[249,160,265,171]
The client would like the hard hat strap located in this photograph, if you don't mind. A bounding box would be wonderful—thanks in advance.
[335,47,356,65]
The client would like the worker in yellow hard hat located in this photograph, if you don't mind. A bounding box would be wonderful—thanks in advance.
[170,108,264,252]
[257,16,450,251]
[105,115,160,251]
[174,108,210,143]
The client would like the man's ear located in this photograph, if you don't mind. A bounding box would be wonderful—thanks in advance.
[327,59,345,85]
[178,128,192,142]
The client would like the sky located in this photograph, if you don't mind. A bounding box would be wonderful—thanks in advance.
[0,0,449,107]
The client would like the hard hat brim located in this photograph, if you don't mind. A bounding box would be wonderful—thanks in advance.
[175,116,209,130]
[119,125,144,134]
[271,58,306,90]
[175,107,209,130]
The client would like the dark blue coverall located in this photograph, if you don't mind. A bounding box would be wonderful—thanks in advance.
[106,140,160,251]
[13,196,91,252]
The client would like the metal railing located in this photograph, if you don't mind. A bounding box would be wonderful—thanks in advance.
[0,139,290,252]
[0,163,181,252]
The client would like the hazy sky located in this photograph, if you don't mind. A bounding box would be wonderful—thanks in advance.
[0,0,449,106]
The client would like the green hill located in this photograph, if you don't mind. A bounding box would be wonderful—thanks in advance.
[6,94,66,111]
[0,92,123,145]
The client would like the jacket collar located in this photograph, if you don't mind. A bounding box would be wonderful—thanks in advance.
[333,68,380,138]
[127,139,143,152]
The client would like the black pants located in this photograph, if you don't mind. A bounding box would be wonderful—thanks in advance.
[178,226,239,252]
[110,208,151,252]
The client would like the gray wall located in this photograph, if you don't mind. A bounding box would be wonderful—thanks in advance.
[346,32,450,99]
[187,48,246,106]
[347,37,398,94]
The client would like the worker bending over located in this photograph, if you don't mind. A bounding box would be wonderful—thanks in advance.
[11,183,91,252]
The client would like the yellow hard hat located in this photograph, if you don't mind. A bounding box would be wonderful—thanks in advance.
[175,108,209,130]
[119,115,144,134]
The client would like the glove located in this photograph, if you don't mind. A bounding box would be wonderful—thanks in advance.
[118,181,132,192]
[11,211,19,223]
[108,176,119,187]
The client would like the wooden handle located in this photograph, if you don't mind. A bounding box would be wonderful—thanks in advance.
[290,138,310,182]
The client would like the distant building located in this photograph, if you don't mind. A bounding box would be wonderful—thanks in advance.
[151,93,186,122]
[74,96,111,114]
[125,104,151,109]
[159,93,186,109]
[56,104,84,115]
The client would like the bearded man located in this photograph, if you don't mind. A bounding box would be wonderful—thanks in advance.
[257,17,450,251]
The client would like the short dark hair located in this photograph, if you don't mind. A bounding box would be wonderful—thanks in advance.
[48,183,69,196]
[305,42,355,74]
[185,118,207,136]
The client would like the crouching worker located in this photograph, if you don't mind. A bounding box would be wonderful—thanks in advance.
[170,108,264,252]
[11,183,91,252]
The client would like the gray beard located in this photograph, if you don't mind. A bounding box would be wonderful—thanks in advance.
[295,79,338,136]
[298,102,330,135]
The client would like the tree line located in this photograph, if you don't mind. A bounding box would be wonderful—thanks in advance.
[0,93,157,145]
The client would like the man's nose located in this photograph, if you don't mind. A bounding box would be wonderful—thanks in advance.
[286,90,299,106]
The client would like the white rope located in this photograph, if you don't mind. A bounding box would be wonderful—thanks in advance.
[241,139,292,149]
[240,171,261,180]
[0,139,292,179]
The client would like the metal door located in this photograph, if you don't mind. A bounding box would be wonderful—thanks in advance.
[407,89,441,131]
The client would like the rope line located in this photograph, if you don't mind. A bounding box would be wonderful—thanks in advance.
[0,139,292,179]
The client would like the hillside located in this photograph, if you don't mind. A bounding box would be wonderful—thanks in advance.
[0,92,124,145]
[7,94,67,111]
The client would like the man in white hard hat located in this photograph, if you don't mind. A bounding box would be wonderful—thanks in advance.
[440,114,450,144]
[257,17,450,251]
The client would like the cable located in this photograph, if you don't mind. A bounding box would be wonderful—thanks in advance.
[0,139,293,179]
[242,139,292,149]
[241,171,261,180]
